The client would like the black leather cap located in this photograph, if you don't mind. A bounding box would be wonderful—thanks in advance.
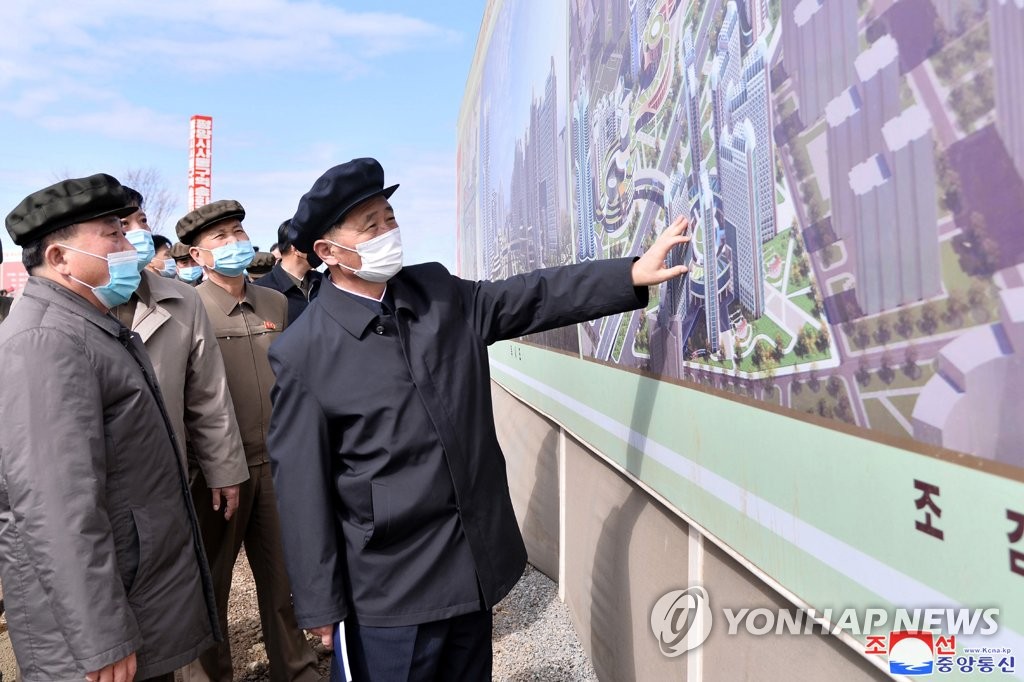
[5,174,135,246]
[175,199,246,245]
[289,158,398,252]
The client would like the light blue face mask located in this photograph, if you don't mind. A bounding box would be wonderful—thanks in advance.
[198,240,255,277]
[125,229,156,271]
[158,259,177,278]
[178,265,202,283]
[61,246,142,309]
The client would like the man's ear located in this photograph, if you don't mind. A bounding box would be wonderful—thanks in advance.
[312,240,333,264]
[189,246,205,266]
[44,243,73,275]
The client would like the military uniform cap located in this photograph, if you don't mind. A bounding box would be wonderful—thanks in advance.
[247,251,277,278]
[175,200,246,245]
[169,241,193,259]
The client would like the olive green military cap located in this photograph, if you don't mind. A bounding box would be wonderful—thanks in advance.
[175,199,246,245]
[169,241,193,259]
[247,251,277,278]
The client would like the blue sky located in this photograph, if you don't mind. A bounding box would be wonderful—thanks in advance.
[0,0,487,268]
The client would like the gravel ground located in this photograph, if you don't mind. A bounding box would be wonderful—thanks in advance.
[492,566,598,682]
[0,553,597,681]
[225,549,598,681]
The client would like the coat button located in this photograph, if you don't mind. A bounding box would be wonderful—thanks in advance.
[375,325,385,335]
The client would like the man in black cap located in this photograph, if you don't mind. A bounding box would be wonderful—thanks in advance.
[171,240,204,285]
[267,158,690,680]
[176,200,319,682]
[0,174,220,681]
[253,218,323,324]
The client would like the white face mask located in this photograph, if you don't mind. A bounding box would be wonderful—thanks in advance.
[327,228,403,283]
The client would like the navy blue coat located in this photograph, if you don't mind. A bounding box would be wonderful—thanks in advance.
[252,262,322,326]
[266,258,646,628]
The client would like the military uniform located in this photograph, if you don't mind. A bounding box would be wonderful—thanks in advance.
[176,201,318,682]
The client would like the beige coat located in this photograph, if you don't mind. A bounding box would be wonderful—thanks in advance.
[121,271,248,488]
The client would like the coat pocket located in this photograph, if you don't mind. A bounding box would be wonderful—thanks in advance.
[112,507,141,592]
[125,501,191,604]
[364,481,390,548]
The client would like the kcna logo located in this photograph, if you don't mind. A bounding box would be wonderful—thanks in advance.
[650,586,714,656]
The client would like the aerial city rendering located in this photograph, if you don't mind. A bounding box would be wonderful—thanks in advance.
[457,0,1024,470]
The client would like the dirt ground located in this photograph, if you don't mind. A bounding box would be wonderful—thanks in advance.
[222,548,332,681]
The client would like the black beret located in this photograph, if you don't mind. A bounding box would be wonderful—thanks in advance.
[290,158,398,252]
[175,199,246,245]
[5,174,135,246]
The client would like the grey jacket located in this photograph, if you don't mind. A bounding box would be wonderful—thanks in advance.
[0,277,219,681]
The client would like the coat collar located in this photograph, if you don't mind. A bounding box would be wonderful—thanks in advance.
[265,262,323,295]
[139,269,186,305]
[22,276,125,339]
[318,271,417,338]
[318,277,379,338]
[131,270,185,342]
[197,278,255,316]
[262,263,295,292]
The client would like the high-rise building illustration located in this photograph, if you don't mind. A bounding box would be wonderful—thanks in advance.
[535,60,561,267]
[781,0,858,125]
[824,34,900,240]
[737,0,770,46]
[478,104,496,278]
[629,0,658,85]
[593,78,627,172]
[849,105,941,314]
[680,29,704,182]
[711,2,742,157]
[991,0,1024,180]
[698,168,722,353]
[727,38,776,242]
[720,119,765,316]
[747,0,770,41]
[573,75,598,262]
[663,161,691,330]
[666,162,689,222]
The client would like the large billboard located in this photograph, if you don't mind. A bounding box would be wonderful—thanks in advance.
[459,0,1024,673]
[461,0,1024,471]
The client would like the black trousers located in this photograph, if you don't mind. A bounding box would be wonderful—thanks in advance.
[333,609,492,682]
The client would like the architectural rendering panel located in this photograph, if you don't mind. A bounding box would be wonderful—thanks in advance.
[457,0,1024,471]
